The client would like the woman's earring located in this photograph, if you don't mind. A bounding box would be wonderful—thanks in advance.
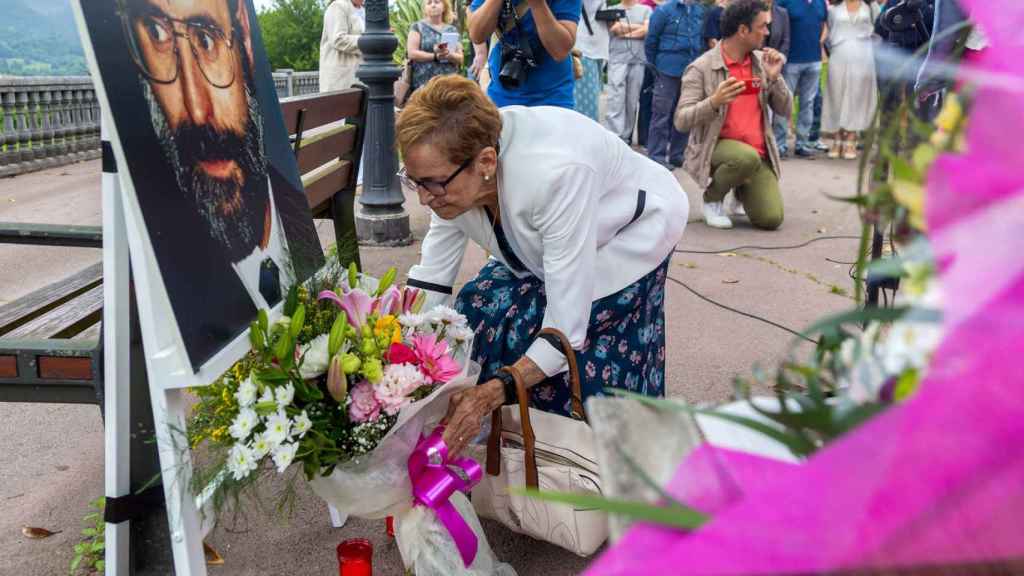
[484,174,491,182]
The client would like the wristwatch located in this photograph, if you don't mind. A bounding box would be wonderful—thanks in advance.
[494,367,519,406]
[433,52,439,62]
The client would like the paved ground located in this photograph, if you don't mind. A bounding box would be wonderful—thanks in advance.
[0,151,865,576]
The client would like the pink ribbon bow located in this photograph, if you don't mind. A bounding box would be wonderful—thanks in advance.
[408,426,484,568]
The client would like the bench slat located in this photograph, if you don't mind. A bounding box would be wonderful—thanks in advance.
[0,263,103,336]
[302,160,353,213]
[281,89,363,136]
[4,284,103,340]
[297,124,357,174]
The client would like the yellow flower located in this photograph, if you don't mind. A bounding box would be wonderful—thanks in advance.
[935,94,962,133]
[891,180,926,231]
[211,426,227,441]
[374,315,400,340]
[391,327,402,344]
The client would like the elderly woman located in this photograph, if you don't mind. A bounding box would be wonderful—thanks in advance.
[396,75,688,456]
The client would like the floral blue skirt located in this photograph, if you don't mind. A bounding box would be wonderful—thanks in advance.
[455,258,669,417]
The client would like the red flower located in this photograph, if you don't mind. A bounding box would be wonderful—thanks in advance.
[386,342,418,365]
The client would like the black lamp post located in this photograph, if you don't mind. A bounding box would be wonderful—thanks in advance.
[354,0,412,245]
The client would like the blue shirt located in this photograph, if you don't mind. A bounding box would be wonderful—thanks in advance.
[778,0,827,64]
[471,0,582,108]
[703,5,723,45]
[644,0,706,77]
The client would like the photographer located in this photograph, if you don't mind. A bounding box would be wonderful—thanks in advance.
[468,0,582,108]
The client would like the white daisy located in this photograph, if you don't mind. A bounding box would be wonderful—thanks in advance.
[250,432,272,459]
[398,313,428,330]
[427,305,467,327]
[292,411,312,438]
[227,443,258,481]
[228,408,258,441]
[258,386,275,406]
[263,409,292,446]
[272,442,299,474]
[275,383,295,408]
[234,376,258,407]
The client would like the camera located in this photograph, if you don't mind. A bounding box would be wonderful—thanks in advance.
[881,0,931,40]
[594,8,625,22]
[498,39,537,89]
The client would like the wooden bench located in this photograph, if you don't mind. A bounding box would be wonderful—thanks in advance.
[0,86,368,407]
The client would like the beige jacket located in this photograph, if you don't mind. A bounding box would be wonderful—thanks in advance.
[319,0,364,92]
[674,47,792,187]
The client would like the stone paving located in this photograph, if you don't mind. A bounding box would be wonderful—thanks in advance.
[0,151,865,575]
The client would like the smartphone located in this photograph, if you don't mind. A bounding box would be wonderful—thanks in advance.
[441,31,461,49]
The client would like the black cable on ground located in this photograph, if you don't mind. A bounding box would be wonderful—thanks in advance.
[674,235,860,255]
[666,275,817,344]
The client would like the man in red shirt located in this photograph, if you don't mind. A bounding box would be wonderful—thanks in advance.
[674,0,792,230]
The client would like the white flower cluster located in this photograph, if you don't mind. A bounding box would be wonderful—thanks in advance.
[839,282,944,404]
[399,305,473,348]
[226,376,312,481]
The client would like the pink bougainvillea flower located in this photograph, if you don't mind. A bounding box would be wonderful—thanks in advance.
[319,288,373,330]
[411,334,461,384]
[374,285,402,317]
[588,6,1024,572]
[386,342,418,366]
[347,380,381,423]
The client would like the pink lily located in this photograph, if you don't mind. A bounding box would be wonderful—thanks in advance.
[411,334,461,384]
[402,287,426,314]
[374,285,402,316]
[318,288,373,330]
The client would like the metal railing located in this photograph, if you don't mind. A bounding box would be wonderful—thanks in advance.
[0,77,102,178]
[0,71,321,177]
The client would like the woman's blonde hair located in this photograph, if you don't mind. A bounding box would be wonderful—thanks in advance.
[423,0,455,24]
[395,75,502,166]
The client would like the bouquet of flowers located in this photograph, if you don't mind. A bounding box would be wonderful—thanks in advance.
[187,264,514,574]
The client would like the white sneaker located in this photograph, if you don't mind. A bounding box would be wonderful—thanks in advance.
[702,201,733,229]
[725,192,747,218]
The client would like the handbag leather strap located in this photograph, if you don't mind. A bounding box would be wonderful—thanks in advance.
[484,327,586,488]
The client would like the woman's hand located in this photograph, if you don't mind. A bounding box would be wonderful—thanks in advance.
[441,378,505,458]
[435,44,451,62]
[469,53,487,78]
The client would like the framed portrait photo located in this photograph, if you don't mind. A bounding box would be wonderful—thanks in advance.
[74,0,325,375]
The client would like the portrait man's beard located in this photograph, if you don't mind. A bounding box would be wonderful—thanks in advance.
[144,79,270,264]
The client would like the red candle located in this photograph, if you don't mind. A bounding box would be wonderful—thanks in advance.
[337,538,373,576]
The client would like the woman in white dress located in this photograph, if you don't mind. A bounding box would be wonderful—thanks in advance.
[822,0,881,159]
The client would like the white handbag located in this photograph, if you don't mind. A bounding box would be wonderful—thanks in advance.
[469,328,608,557]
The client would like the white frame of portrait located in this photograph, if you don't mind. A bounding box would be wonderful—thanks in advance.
[71,2,286,574]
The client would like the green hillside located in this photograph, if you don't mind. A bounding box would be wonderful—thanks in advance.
[0,2,88,76]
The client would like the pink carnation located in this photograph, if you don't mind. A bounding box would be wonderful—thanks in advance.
[373,363,427,416]
[348,380,381,423]
[411,334,462,384]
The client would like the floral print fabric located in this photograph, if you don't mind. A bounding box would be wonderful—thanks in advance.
[455,257,669,416]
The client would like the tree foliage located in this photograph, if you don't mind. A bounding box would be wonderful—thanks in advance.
[257,0,328,72]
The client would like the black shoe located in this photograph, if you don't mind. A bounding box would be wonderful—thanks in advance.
[794,147,817,159]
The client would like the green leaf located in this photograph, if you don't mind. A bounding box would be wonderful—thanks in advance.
[376,267,397,296]
[69,555,82,573]
[802,306,914,339]
[328,313,348,359]
[692,407,817,457]
[515,488,709,530]
[95,560,105,571]
[91,540,106,553]
[258,309,269,338]
[273,332,293,365]
[74,543,86,554]
[256,367,291,382]
[290,304,306,340]
[284,284,300,317]
[348,262,359,291]
[81,527,97,537]
[249,320,265,351]
[891,156,922,184]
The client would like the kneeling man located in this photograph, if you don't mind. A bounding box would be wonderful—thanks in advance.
[675,0,791,230]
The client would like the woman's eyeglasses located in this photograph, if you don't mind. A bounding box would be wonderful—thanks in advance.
[397,156,475,196]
